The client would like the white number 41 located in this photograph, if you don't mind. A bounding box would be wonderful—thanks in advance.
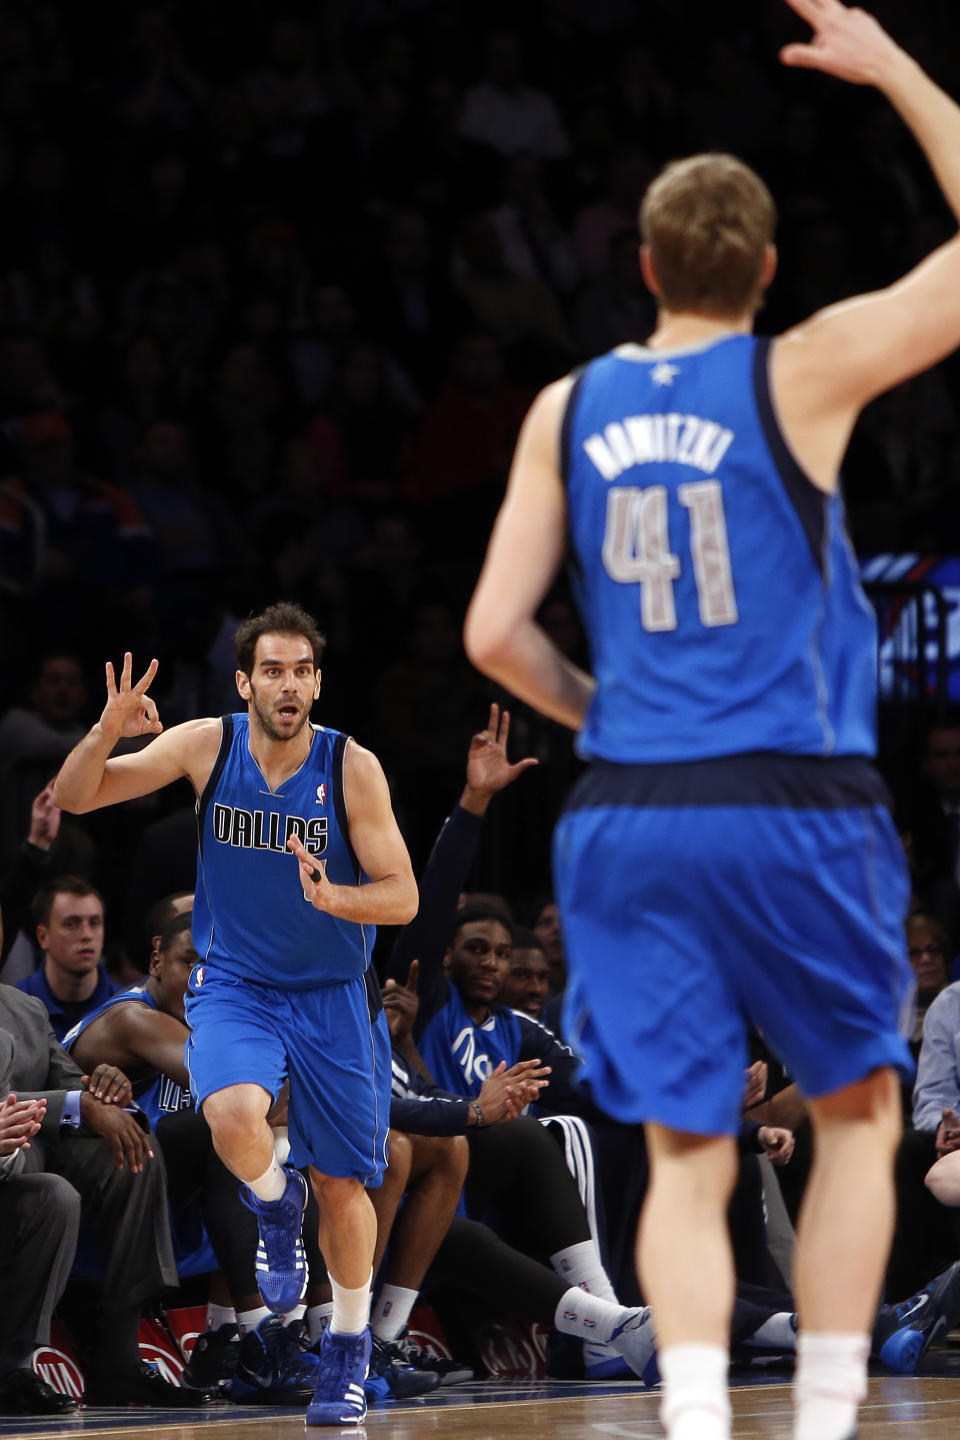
[601,480,738,632]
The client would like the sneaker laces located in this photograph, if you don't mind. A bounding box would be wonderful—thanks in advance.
[317,1332,367,1396]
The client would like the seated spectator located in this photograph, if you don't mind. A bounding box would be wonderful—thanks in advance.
[16,877,116,1042]
[887,976,960,1299]
[907,912,952,1054]
[0,1067,80,1415]
[0,926,211,1406]
[497,927,550,1020]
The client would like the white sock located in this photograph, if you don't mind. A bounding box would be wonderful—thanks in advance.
[744,1312,797,1350]
[237,1306,272,1334]
[283,1303,307,1326]
[659,1343,730,1440]
[371,1284,419,1343]
[205,1302,236,1333]
[794,1331,869,1440]
[550,1239,618,1303]
[330,1272,372,1337]
[247,1157,286,1203]
[554,1286,627,1345]
[308,1303,333,1344]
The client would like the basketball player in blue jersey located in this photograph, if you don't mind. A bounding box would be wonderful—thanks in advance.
[53,601,418,1426]
[465,4,960,1439]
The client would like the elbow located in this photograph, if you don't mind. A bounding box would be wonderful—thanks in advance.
[51,782,85,815]
[398,889,419,927]
[463,609,511,679]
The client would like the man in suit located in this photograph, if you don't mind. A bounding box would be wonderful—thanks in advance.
[0,949,215,1408]
[0,1031,81,1414]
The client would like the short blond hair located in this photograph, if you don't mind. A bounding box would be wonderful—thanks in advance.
[640,153,775,318]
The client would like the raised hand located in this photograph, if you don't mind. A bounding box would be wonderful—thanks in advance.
[28,781,61,852]
[382,959,420,1045]
[100,653,162,742]
[780,0,906,86]
[464,704,538,800]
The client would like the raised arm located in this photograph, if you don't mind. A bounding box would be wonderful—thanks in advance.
[464,379,596,727]
[288,740,418,925]
[53,653,220,812]
[773,0,960,484]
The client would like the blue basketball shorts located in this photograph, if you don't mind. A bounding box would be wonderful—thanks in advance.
[553,756,915,1136]
[184,966,391,1185]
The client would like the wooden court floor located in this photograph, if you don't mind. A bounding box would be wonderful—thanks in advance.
[4,1366,960,1440]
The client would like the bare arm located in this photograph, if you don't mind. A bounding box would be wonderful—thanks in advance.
[464,378,596,729]
[288,741,418,925]
[53,653,220,812]
[773,0,960,486]
[70,1008,191,1091]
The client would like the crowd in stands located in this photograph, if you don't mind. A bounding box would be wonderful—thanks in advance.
[3,0,960,1417]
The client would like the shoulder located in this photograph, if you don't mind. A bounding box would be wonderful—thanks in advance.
[0,983,47,1025]
[341,738,388,789]
[927,982,960,1025]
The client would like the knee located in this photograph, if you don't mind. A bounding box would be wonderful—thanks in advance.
[925,1152,960,1206]
[309,1170,364,1220]
[203,1085,269,1146]
[39,1172,82,1230]
[385,1130,413,1185]
[413,1133,469,1184]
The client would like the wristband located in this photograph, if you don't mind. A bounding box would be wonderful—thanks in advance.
[469,1100,484,1128]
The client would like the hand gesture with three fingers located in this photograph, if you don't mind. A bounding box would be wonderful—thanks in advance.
[780,0,905,87]
[100,653,162,743]
[465,704,538,799]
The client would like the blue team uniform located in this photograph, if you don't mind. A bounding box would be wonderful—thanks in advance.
[64,986,192,1125]
[554,336,914,1134]
[186,714,390,1183]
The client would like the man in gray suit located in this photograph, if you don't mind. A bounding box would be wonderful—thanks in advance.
[0,974,215,1408]
[0,1032,80,1414]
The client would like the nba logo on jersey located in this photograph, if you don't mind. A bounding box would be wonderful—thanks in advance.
[194,966,205,988]
[316,784,327,805]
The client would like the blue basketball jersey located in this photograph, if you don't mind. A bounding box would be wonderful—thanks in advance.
[63,986,193,1127]
[562,336,878,764]
[193,714,371,988]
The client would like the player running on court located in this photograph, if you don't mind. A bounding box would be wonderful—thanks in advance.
[53,602,417,1426]
[465,4,960,1439]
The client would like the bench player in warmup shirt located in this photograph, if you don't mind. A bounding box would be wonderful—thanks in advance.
[53,602,418,1427]
[465,4,960,1439]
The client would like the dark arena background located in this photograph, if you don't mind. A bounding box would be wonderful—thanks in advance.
[3,1,960,1437]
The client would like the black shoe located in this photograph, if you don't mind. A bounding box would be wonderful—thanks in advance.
[84,1361,219,1406]
[366,1336,441,1400]
[395,1332,474,1385]
[230,1316,319,1404]
[182,1325,240,1390]
[0,1368,78,1415]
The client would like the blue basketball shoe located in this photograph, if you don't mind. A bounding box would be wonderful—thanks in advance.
[239,1166,309,1314]
[306,1328,371,1427]
[877,1260,960,1374]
